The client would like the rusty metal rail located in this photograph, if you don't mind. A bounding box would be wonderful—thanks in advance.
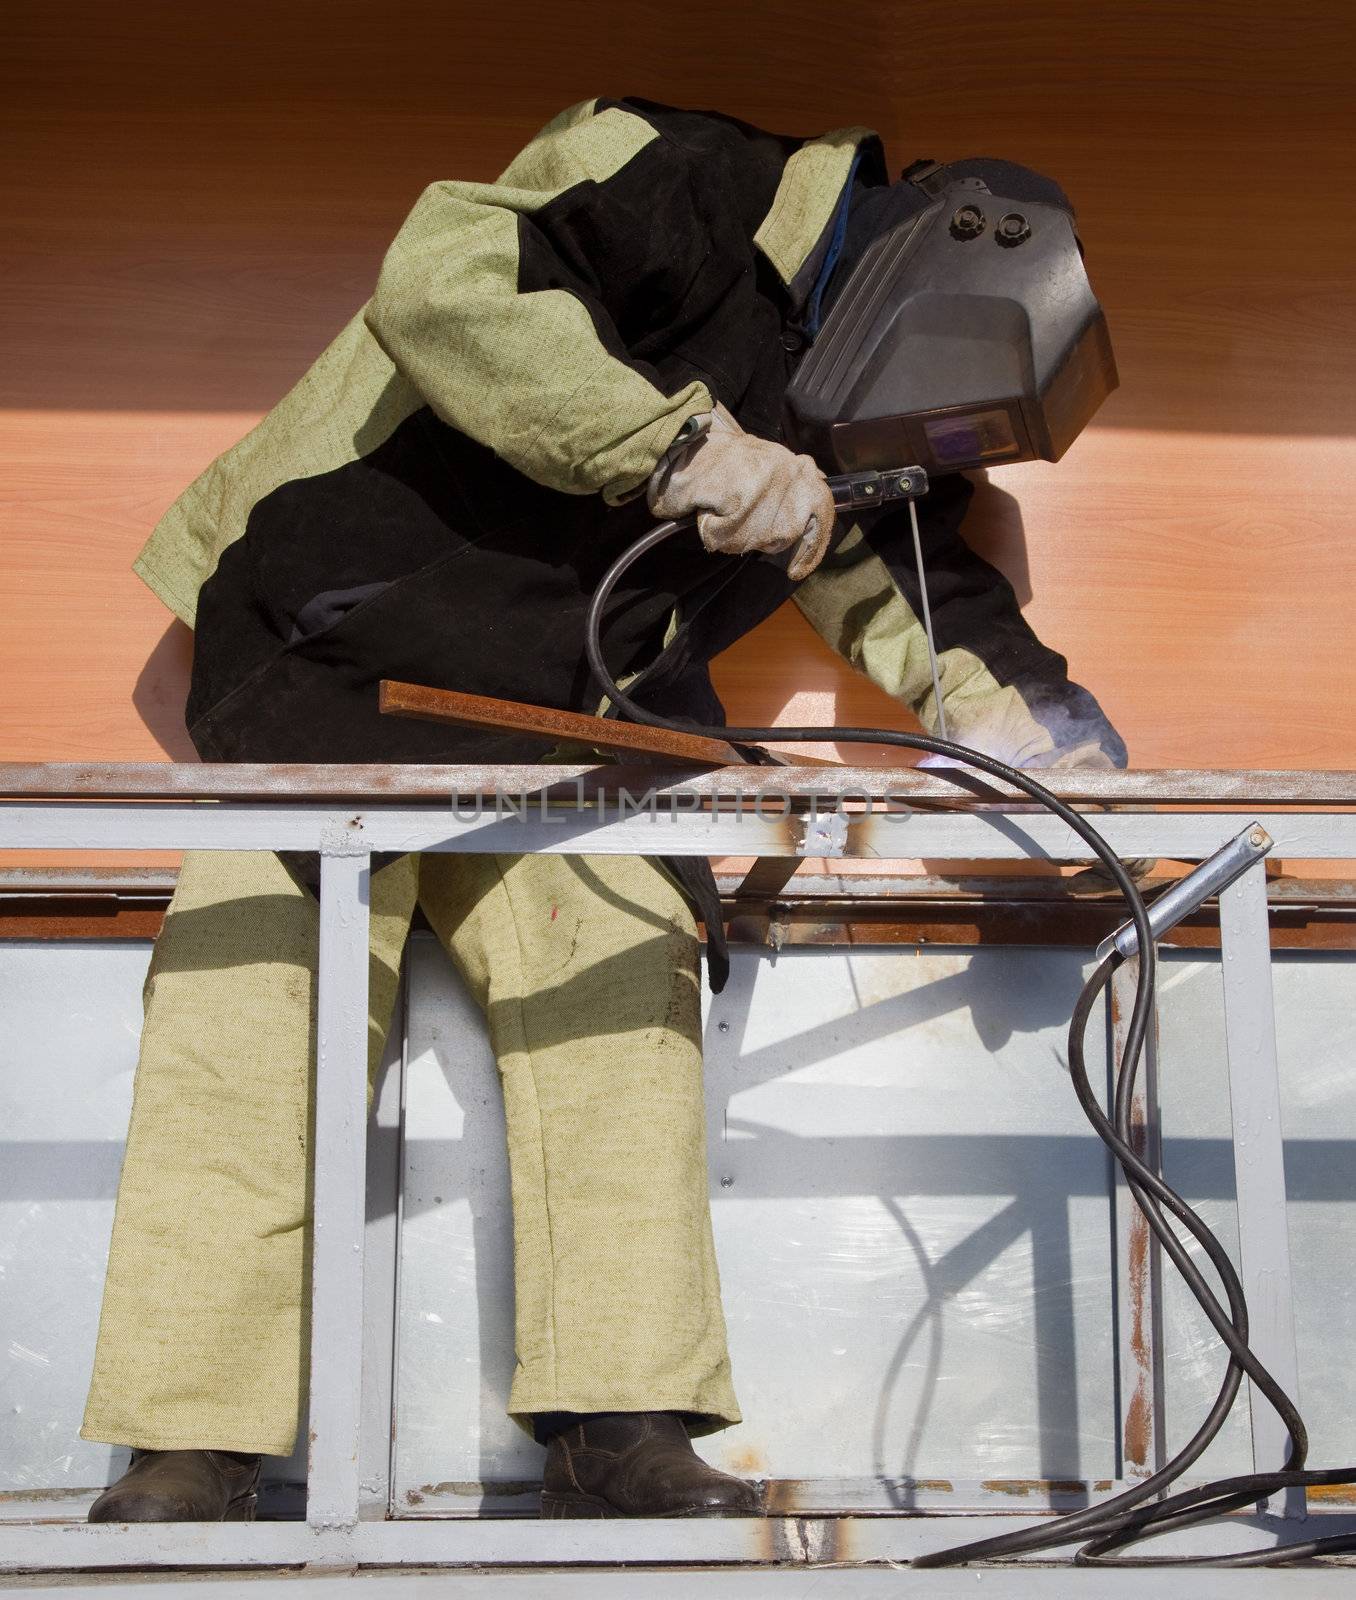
[5,761,1356,806]
[7,866,1356,951]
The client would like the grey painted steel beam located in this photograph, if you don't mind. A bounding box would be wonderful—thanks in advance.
[1218,862,1306,1519]
[5,802,1356,860]
[358,972,406,1514]
[3,1568,1354,1598]
[3,1507,1353,1571]
[307,851,372,1530]
[5,1573,1356,1599]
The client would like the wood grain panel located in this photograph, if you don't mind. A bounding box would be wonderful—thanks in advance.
[2,0,1353,873]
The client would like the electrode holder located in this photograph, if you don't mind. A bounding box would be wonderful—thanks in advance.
[830,465,930,512]
[1097,822,1274,961]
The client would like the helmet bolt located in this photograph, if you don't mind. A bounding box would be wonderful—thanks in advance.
[996,212,1033,247]
[949,205,986,240]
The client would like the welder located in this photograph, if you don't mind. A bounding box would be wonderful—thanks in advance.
[83,97,1128,1522]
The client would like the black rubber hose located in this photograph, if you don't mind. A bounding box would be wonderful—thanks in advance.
[917,950,1338,1567]
[585,516,1356,1566]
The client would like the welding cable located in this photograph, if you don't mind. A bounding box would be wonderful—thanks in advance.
[919,949,1356,1567]
[585,517,1356,1567]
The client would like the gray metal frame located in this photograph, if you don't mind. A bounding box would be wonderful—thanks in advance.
[2,763,1353,1575]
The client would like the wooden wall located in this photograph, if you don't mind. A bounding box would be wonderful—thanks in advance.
[4,1,1354,853]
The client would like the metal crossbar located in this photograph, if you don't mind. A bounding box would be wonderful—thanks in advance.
[2,763,1354,1580]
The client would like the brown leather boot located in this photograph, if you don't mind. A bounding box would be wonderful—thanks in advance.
[540,1412,761,1518]
[88,1449,261,1522]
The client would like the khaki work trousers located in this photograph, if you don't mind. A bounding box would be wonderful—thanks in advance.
[81,848,739,1456]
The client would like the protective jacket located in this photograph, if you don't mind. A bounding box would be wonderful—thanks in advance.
[137,95,1123,774]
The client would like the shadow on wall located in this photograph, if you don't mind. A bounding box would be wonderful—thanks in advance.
[132,621,197,761]
[961,477,1031,607]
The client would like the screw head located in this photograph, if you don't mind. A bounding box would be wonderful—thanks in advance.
[950,204,986,241]
[996,212,1032,247]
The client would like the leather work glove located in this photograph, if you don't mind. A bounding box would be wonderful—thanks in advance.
[647,404,837,580]
[1029,746,1157,897]
[924,741,1155,896]
[1067,851,1156,897]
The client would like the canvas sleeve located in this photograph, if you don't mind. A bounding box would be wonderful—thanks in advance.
[364,100,716,503]
[795,478,1127,769]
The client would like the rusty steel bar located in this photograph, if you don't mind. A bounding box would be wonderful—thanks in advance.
[713,873,1356,906]
[1111,959,1167,1486]
[5,762,1356,807]
[377,680,748,767]
[6,890,1356,951]
[5,866,1356,906]
[8,871,1356,949]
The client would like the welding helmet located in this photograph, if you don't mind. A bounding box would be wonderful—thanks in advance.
[783,158,1118,477]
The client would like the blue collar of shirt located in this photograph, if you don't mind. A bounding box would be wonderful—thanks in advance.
[802,150,864,340]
